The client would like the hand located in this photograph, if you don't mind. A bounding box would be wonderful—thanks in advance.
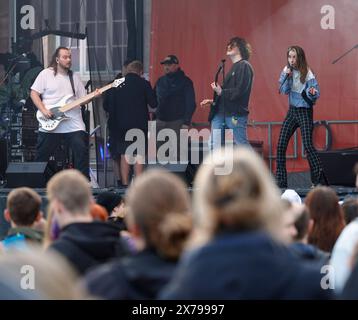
[42,108,54,119]
[94,88,101,98]
[211,82,222,95]
[283,65,292,75]
[308,87,317,95]
[200,99,213,108]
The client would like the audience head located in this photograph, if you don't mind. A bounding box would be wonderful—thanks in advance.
[342,197,358,224]
[305,186,345,252]
[125,169,192,260]
[96,191,123,216]
[293,205,312,242]
[0,247,85,299]
[4,187,42,228]
[192,147,283,242]
[90,204,108,222]
[46,170,93,228]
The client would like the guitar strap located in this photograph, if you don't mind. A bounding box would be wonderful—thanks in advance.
[68,70,76,96]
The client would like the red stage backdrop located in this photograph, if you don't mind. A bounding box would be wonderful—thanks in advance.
[150,0,358,173]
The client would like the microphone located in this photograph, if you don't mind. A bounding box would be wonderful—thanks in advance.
[279,64,293,94]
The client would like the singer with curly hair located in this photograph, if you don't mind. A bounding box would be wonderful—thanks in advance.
[276,46,324,189]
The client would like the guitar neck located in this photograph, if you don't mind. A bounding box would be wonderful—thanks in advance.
[59,82,113,112]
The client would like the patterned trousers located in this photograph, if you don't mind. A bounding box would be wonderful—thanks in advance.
[276,106,323,188]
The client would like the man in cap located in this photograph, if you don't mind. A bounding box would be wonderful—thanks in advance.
[154,55,196,162]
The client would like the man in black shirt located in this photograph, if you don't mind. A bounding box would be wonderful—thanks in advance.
[201,37,254,149]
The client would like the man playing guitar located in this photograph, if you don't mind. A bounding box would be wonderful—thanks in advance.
[30,46,100,179]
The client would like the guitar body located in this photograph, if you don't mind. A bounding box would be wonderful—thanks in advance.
[36,94,73,132]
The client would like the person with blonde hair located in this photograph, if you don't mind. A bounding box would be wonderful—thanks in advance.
[83,169,192,299]
[160,147,331,299]
[47,169,126,274]
[0,247,86,299]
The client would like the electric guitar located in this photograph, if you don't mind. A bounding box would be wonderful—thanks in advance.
[36,77,125,132]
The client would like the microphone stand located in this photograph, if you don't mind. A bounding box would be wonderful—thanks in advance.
[218,59,226,146]
[332,44,358,64]
[208,60,226,145]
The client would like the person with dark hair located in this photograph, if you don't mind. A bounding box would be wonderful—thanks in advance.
[96,191,126,230]
[83,169,192,300]
[289,204,330,266]
[276,46,324,189]
[201,36,254,149]
[342,197,358,225]
[30,47,99,179]
[2,187,44,245]
[305,186,345,253]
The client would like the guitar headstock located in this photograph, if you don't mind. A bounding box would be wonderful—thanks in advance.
[112,77,125,88]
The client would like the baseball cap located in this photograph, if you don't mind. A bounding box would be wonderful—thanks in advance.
[160,55,179,65]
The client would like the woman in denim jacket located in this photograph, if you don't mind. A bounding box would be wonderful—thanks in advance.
[276,46,324,189]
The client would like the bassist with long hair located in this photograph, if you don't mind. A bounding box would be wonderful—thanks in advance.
[30,47,100,179]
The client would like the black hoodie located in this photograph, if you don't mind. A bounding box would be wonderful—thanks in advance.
[49,222,127,275]
[84,249,177,300]
[160,231,332,300]
[155,68,196,125]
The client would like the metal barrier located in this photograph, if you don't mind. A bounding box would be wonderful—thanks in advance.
[192,120,358,172]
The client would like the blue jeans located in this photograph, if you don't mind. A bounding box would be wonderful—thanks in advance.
[209,114,249,150]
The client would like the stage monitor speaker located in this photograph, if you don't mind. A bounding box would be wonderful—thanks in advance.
[5,162,53,188]
[146,163,193,186]
[318,149,358,187]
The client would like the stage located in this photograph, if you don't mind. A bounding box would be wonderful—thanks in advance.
[0,185,357,239]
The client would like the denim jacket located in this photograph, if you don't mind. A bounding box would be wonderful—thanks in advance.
[279,68,320,108]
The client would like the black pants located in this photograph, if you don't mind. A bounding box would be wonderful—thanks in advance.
[36,131,89,179]
[276,106,323,188]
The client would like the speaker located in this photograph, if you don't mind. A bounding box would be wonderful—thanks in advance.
[318,149,358,187]
[146,163,193,186]
[5,162,53,188]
